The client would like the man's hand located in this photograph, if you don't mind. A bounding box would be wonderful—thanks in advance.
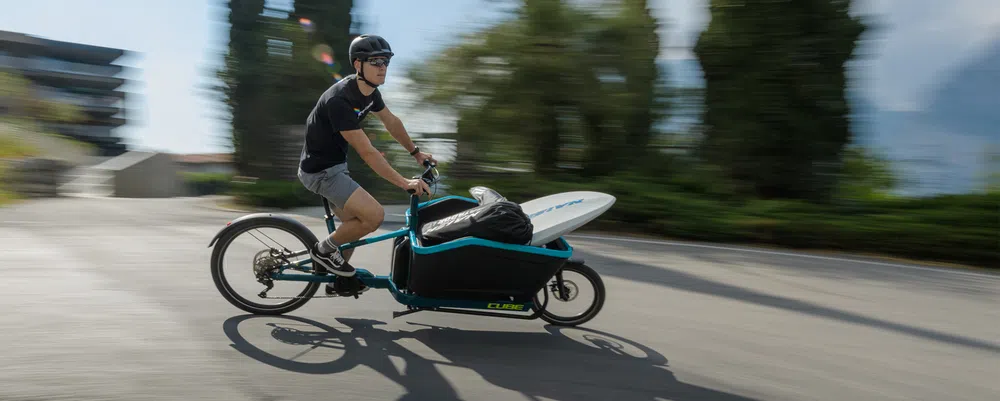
[404,178,431,196]
[413,151,436,167]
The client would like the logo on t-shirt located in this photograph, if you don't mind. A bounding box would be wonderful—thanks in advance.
[354,101,374,118]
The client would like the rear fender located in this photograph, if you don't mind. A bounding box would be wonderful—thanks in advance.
[207,212,314,248]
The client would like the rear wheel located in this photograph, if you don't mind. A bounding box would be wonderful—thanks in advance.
[532,262,605,326]
[211,216,322,315]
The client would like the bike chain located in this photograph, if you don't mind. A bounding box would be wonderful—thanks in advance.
[256,276,366,298]
[258,294,343,299]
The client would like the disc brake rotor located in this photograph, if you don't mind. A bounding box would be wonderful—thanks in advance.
[551,279,579,302]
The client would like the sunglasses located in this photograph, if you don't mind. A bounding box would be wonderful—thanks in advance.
[366,58,390,67]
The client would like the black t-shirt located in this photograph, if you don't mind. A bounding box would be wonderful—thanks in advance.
[299,74,385,173]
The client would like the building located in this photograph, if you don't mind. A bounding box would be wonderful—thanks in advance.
[0,30,131,156]
[172,152,235,176]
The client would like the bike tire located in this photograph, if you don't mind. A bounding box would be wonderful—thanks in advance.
[211,216,321,315]
[533,262,606,327]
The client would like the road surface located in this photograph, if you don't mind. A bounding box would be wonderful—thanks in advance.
[1,196,997,401]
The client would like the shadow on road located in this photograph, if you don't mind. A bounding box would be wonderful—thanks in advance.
[223,314,759,401]
[572,249,1000,354]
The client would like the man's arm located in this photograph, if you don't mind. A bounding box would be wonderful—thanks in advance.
[340,128,409,189]
[373,107,417,154]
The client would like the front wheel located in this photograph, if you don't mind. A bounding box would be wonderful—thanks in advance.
[210,216,322,315]
[532,262,605,327]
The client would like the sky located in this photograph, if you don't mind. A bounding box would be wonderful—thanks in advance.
[1,0,998,155]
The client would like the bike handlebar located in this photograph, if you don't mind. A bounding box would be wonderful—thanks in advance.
[406,159,438,195]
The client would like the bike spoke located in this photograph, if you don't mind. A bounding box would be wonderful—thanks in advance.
[246,229,293,254]
[256,229,293,254]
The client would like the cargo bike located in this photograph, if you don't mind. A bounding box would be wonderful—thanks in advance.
[209,161,616,326]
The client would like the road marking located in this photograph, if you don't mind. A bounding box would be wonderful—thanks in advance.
[566,234,998,279]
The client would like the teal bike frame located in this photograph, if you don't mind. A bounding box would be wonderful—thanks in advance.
[267,191,571,319]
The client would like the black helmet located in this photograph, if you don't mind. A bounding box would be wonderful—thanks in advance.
[349,34,394,63]
[348,34,393,88]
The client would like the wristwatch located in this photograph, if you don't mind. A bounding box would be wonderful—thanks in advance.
[409,146,420,156]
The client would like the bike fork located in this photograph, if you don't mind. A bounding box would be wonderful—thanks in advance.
[553,270,568,301]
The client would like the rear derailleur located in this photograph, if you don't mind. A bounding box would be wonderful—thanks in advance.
[253,248,286,298]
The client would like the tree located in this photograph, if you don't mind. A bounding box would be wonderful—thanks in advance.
[834,145,898,201]
[591,0,666,174]
[982,144,999,194]
[217,0,269,178]
[693,0,866,201]
[280,0,356,123]
[406,0,667,178]
[216,0,358,180]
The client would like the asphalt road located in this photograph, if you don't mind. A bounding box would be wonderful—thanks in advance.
[2,196,998,401]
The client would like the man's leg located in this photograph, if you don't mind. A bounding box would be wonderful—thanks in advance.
[311,185,385,277]
[328,204,357,262]
[328,187,385,250]
[307,163,379,277]
[317,191,382,293]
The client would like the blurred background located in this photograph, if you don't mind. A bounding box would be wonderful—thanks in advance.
[1,0,996,267]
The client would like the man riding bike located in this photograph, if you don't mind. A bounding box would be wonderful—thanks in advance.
[298,34,435,282]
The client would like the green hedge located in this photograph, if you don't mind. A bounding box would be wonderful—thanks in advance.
[225,178,411,209]
[450,175,999,268]
[181,172,233,196]
[228,179,320,209]
[221,171,998,268]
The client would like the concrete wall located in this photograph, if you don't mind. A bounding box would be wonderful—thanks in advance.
[111,152,182,198]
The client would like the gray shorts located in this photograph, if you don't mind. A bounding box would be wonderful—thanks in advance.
[297,163,361,209]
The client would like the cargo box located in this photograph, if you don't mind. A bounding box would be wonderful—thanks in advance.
[395,196,572,302]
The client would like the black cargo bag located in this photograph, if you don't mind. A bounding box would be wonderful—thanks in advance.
[419,200,534,246]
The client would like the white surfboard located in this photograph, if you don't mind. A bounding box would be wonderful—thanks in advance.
[518,191,617,246]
